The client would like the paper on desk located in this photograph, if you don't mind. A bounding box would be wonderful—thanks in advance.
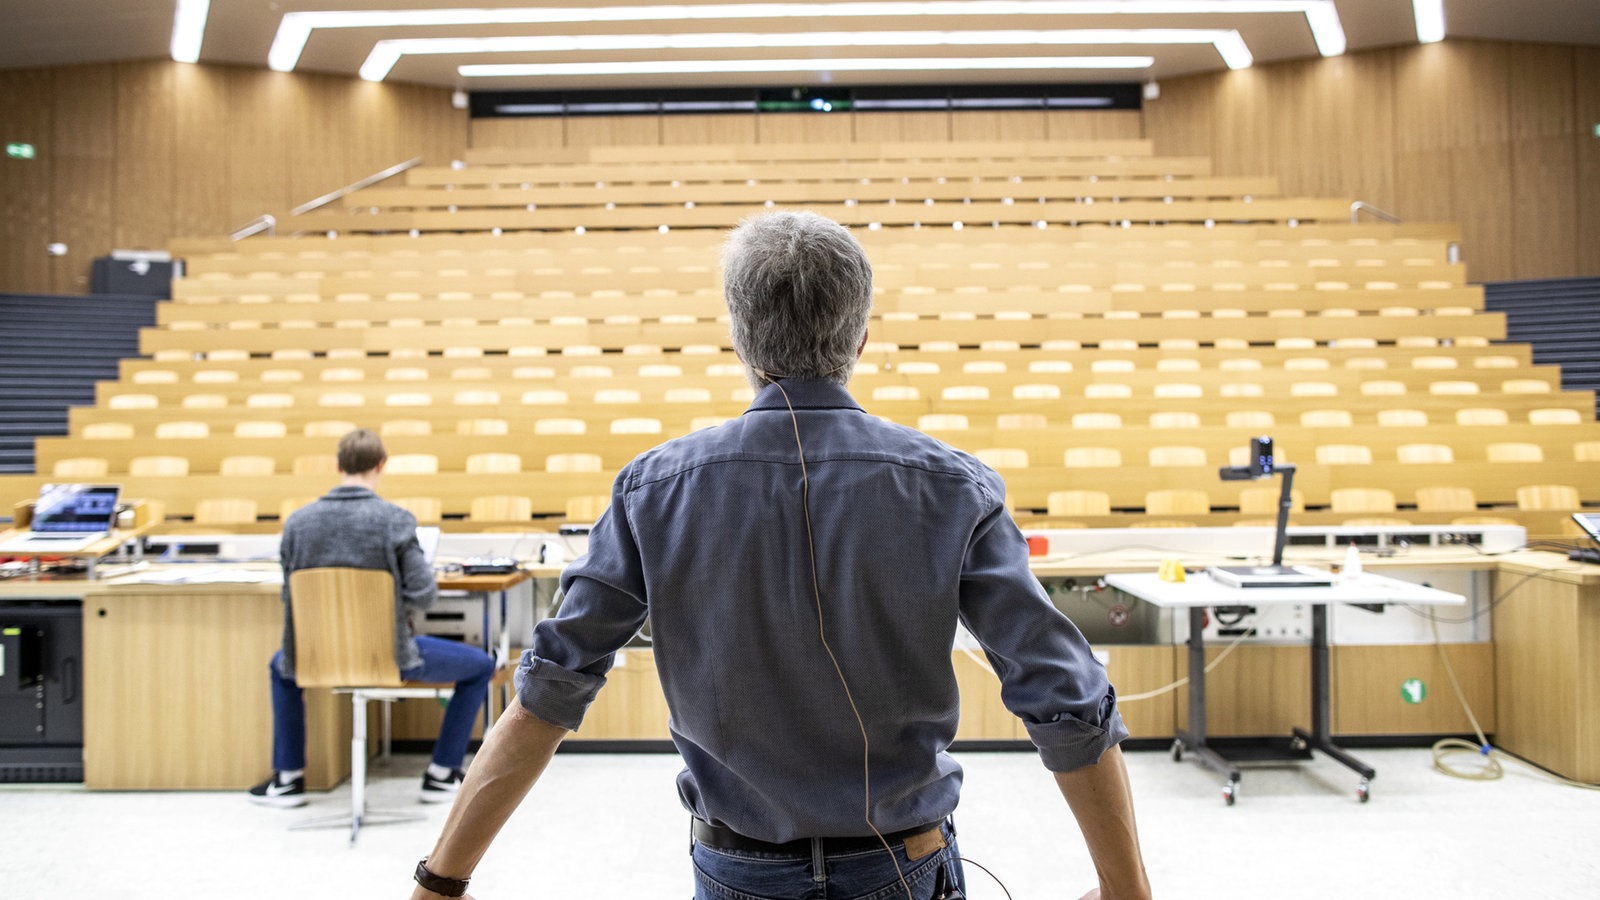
[110,566,280,585]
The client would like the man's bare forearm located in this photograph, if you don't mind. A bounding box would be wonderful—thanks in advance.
[1055,744,1152,900]
[409,701,569,899]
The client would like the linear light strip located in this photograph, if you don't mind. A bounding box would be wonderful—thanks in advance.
[1413,0,1446,44]
[270,1,1343,71]
[171,0,211,64]
[361,29,1246,80]
[460,56,1157,77]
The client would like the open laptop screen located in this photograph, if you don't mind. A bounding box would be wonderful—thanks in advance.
[1573,513,1600,548]
[32,484,121,534]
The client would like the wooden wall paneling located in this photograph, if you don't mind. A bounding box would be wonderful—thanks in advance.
[1508,44,1577,279]
[1206,68,1277,182]
[1173,645,1310,737]
[50,64,117,293]
[224,68,294,231]
[949,110,1047,143]
[1101,645,1180,740]
[1331,643,1495,735]
[1574,47,1600,278]
[345,79,408,186]
[1045,110,1143,141]
[0,68,57,294]
[1141,75,1219,170]
[395,83,468,168]
[171,63,231,241]
[1272,53,1397,208]
[112,62,174,251]
[286,72,354,214]
[756,111,854,144]
[469,116,566,150]
[851,111,950,143]
[661,113,759,146]
[565,114,661,148]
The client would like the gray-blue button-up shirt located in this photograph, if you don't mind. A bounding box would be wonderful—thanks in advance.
[517,378,1126,843]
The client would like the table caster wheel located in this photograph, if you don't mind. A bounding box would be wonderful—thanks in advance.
[1222,782,1237,806]
[1357,780,1371,803]
[1290,736,1308,752]
[1170,740,1184,762]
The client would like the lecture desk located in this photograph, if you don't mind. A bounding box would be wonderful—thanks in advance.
[1105,569,1465,804]
[1,549,1595,790]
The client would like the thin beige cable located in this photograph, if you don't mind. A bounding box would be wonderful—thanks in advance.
[1427,611,1600,790]
[768,378,914,899]
[957,626,1255,704]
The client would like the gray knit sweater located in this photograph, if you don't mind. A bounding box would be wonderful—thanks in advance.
[275,485,436,681]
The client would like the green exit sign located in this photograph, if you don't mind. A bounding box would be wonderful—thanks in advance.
[5,142,34,159]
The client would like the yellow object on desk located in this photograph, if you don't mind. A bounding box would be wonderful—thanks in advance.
[1158,558,1186,583]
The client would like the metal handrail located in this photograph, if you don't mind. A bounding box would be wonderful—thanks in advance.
[291,156,423,216]
[1350,201,1401,224]
[229,214,276,241]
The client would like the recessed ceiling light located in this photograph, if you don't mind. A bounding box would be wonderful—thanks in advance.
[170,0,210,64]
[1413,0,1446,44]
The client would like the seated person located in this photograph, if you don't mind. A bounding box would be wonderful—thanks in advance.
[250,429,493,808]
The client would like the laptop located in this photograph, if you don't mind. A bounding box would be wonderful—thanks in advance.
[1571,513,1600,563]
[0,484,123,553]
[415,526,442,565]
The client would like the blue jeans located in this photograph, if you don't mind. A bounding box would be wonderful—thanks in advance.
[270,636,494,771]
[692,821,964,900]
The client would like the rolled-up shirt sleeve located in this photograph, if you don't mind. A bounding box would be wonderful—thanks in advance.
[957,473,1128,772]
[515,469,650,732]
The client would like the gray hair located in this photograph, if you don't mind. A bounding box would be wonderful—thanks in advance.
[722,211,873,388]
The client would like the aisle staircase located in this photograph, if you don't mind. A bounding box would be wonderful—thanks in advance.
[1484,278,1600,420]
[0,293,158,474]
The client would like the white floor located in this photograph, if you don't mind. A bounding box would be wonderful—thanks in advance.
[6,746,1597,898]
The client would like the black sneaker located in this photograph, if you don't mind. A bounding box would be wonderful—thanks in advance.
[420,768,465,804]
[248,772,307,808]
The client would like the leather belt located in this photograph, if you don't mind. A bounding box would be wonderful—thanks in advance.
[691,817,945,857]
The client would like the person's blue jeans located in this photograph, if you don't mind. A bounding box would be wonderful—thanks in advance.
[692,821,964,900]
[270,636,494,772]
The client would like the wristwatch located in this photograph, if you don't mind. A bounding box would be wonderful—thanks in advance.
[414,858,470,897]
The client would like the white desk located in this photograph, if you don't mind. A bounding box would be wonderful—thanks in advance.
[1105,570,1465,804]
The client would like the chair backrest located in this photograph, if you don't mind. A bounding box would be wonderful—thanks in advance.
[288,568,401,689]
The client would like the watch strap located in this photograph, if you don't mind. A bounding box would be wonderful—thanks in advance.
[414,859,470,897]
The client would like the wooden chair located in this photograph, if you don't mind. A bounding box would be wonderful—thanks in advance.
[1457,408,1510,426]
[1397,444,1454,464]
[387,454,439,474]
[534,418,586,435]
[565,495,611,521]
[1516,484,1581,511]
[465,453,522,474]
[235,420,288,438]
[1528,408,1582,425]
[1377,409,1428,427]
[917,414,970,431]
[1315,444,1373,465]
[279,498,316,521]
[1415,486,1478,513]
[155,421,210,439]
[546,453,602,473]
[83,423,134,440]
[129,456,190,477]
[220,455,277,476]
[52,458,110,477]
[996,413,1048,430]
[457,418,509,436]
[287,568,453,842]
[305,420,358,438]
[193,498,260,526]
[469,496,533,522]
[974,448,1028,470]
[1148,446,1206,467]
[1047,491,1111,516]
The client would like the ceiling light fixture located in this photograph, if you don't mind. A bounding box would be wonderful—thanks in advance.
[170,0,211,64]
[270,1,1342,72]
[1413,0,1446,44]
[361,28,1248,81]
[459,56,1156,78]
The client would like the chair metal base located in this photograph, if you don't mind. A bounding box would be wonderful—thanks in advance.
[296,685,453,844]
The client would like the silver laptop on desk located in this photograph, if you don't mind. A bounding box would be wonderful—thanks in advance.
[0,484,122,553]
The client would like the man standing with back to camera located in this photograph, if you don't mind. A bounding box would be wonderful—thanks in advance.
[407,212,1151,899]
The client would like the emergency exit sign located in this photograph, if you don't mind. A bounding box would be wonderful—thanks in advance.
[5,143,34,159]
